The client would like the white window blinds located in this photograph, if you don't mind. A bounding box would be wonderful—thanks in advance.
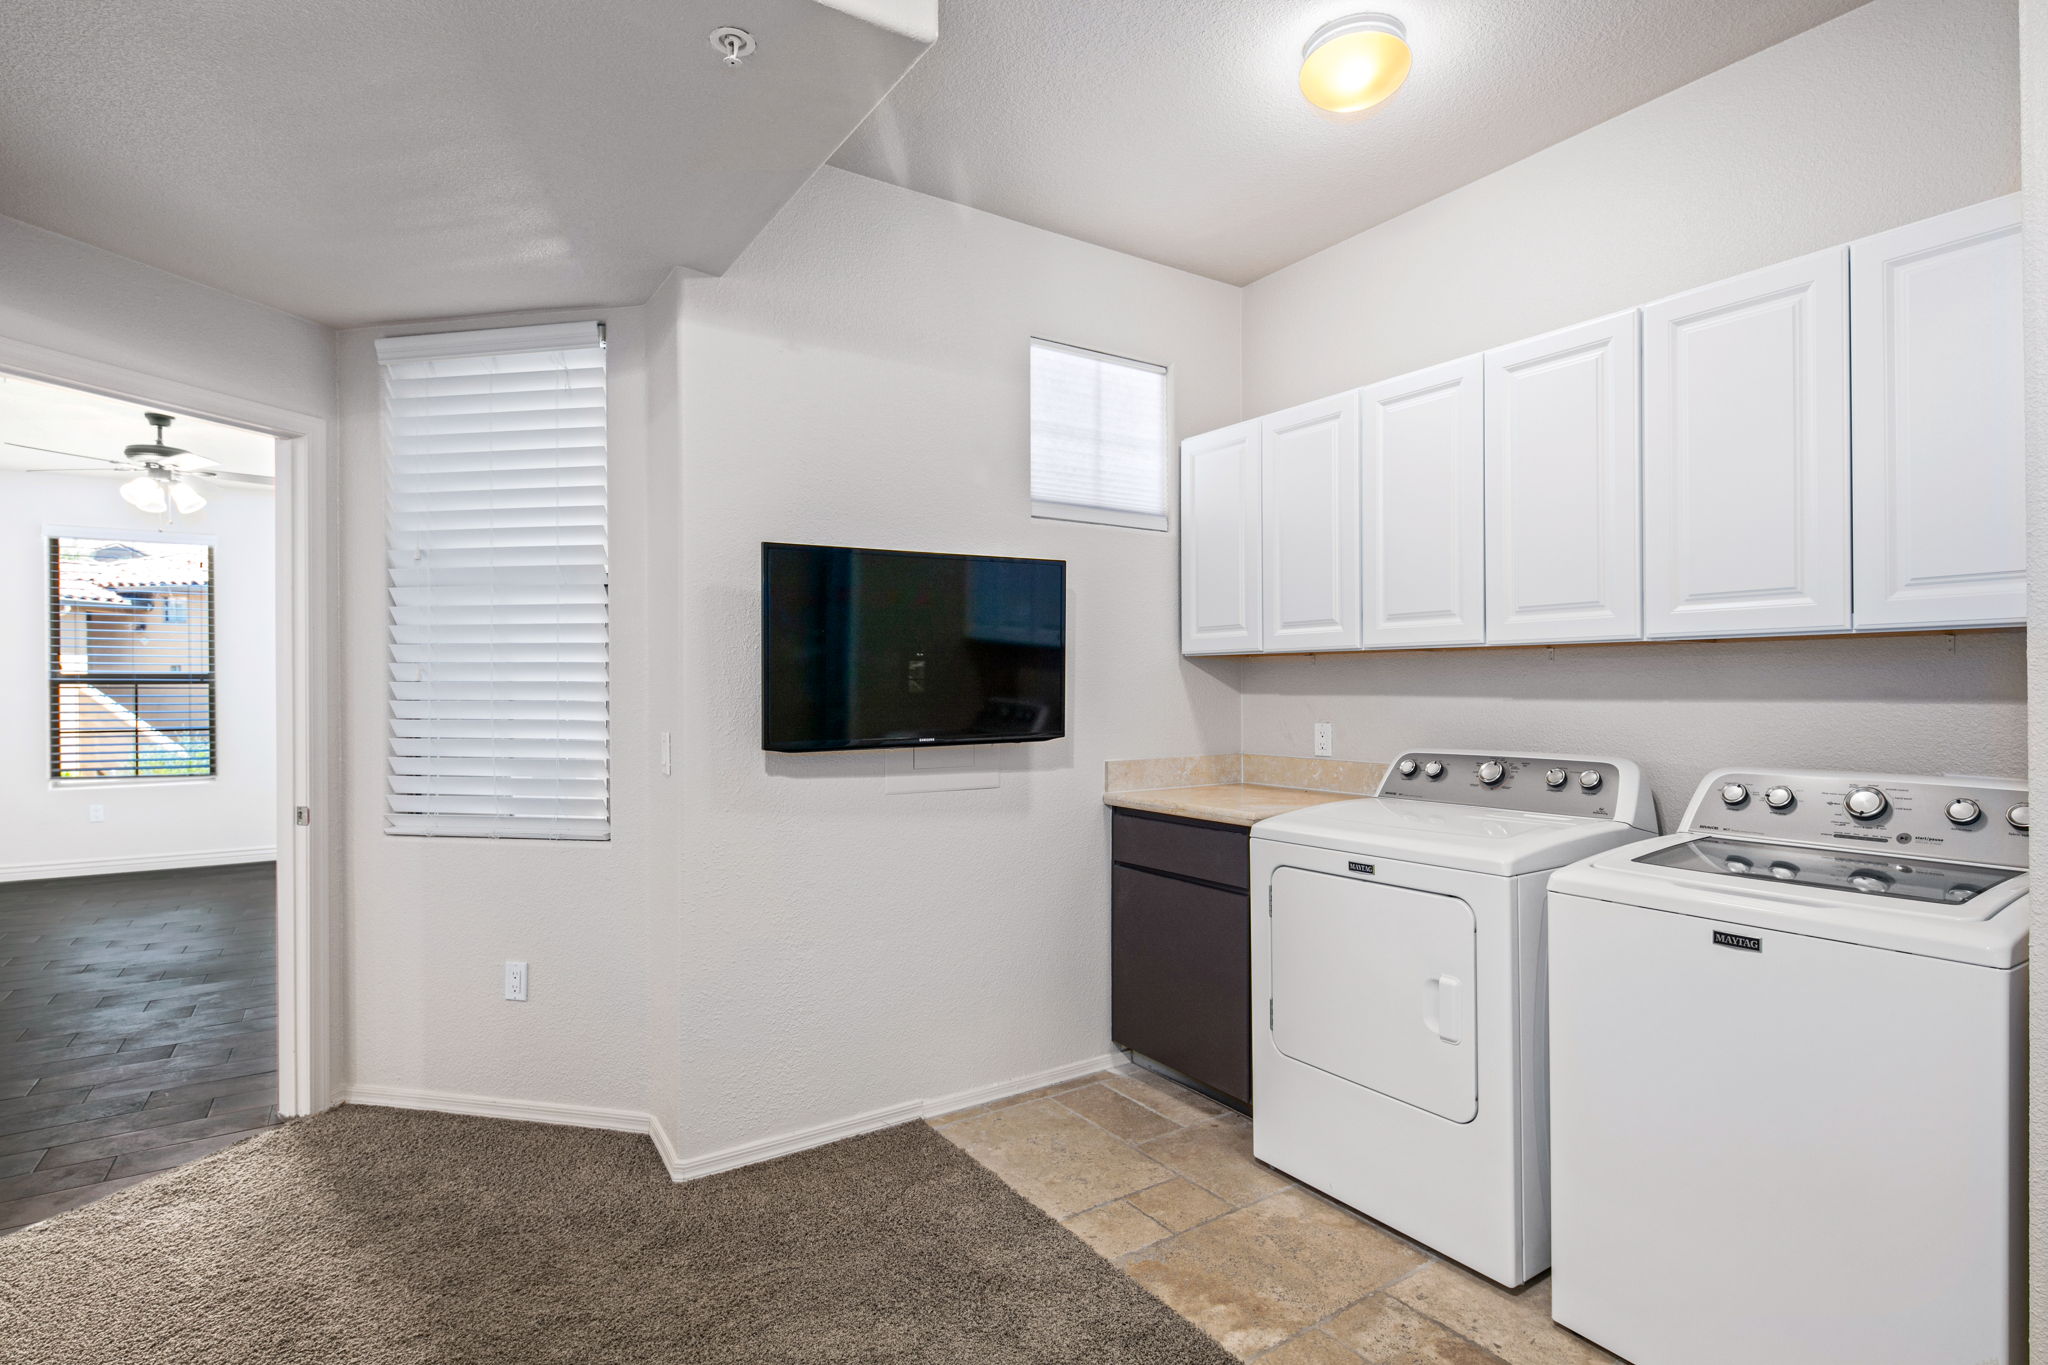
[377,321,609,840]
[1029,339,1169,531]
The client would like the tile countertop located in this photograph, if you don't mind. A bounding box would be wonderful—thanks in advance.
[1103,783,1363,828]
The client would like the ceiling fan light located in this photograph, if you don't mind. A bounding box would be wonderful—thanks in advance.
[1300,13,1412,114]
[120,474,169,515]
[169,480,207,515]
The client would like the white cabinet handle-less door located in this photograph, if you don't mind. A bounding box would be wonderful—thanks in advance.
[1850,195,2025,629]
[1483,311,1642,644]
[1642,247,1850,638]
[1261,392,1363,652]
[1179,419,1264,654]
[1359,356,1486,648]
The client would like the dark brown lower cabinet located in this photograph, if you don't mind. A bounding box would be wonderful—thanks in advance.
[1109,809,1252,1110]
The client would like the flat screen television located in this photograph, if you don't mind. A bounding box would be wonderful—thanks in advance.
[761,543,1067,753]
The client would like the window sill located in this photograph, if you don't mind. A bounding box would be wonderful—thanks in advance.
[1030,501,1170,532]
[51,776,218,791]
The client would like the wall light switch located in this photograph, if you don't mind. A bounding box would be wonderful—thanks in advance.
[88,804,105,823]
[504,961,528,1002]
[1313,723,1333,758]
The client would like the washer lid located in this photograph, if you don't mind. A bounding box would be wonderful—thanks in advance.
[1252,796,1647,876]
[1550,833,2030,967]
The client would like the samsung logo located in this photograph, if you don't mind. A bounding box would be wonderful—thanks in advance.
[1348,861,1376,876]
[1712,931,1763,953]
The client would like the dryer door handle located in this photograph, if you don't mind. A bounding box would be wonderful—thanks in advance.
[1423,974,1468,1046]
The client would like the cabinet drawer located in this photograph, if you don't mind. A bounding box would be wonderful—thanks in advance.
[1111,809,1249,890]
[1111,865,1252,1107]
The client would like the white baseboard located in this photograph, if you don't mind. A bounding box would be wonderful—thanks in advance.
[0,846,277,884]
[661,1050,1128,1183]
[337,1051,1130,1186]
[338,1084,652,1135]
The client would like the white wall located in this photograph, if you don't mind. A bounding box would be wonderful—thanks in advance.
[2017,0,2048,1353]
[1245,0,2018,413]
[661,167,1242,1159]
[1235,0,2025,822]
[0,474,276,879]
[333,305,659,1116]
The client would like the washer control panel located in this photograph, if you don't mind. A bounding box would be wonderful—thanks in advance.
[1380,751,1632,822]
[1685,769,2030,869]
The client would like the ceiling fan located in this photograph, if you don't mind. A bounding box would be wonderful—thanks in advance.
[10,410,274,517]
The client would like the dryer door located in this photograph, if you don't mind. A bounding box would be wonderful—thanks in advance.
[1269,867,1478,1122]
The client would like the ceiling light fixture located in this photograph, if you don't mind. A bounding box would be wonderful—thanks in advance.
[1299,13,1412,114]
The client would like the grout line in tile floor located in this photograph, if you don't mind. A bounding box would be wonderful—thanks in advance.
[928,1065,1620,1364]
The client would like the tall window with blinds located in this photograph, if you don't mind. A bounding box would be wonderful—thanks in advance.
[377,321,609,840]
[49,536,216,779]
[1028,339,1170,531]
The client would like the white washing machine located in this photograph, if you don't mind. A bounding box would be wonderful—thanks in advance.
[1250,750,1657,1287]
[1547,769,2029,1365]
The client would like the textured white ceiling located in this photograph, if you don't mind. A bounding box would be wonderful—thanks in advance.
[0,1,929,326]
[832,0,1871,284]
[0,374,274,477]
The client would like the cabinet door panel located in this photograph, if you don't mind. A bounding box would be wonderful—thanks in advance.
[1360,356,1485,647]
[1180,420,1262,654]
[1485,312,1642,644]
[1642,247,1849,638]
[1851,196,2024,629]
[1261,392,1363,652]
[1111,864,1251,1106]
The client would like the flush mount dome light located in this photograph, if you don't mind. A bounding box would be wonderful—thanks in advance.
[1299,13,1412,114]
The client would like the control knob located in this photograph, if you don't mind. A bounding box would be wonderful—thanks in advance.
[1844,787,1889,820]
[1946,798,1982,825]
[1477,760,1505,786]
[1719,783,1749,808]
[2008,804,2031,831]
[1396,759,1417,778]
[1544,768,1567,789]
[1422,761,1444,780]
[1764,786,1795,811]
[1577,770,1602,792]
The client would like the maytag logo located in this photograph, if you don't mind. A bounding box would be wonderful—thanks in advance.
[1712,931,1762,953]
[1348,861,1376,876]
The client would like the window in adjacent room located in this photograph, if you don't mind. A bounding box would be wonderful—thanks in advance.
[49,536,216,780]
[376,320,610,840]
[1028,339,1169,531]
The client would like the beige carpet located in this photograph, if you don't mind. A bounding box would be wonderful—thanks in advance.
[0,1105,1237,1364]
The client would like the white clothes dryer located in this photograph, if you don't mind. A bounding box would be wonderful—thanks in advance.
[1547,768,2029,1365]
[1250,750,1657,1287]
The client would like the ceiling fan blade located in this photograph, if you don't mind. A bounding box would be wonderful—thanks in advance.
[6,442,126,465]
[192,470,275,487]
[161,452,219,472]
[24,467,132,478]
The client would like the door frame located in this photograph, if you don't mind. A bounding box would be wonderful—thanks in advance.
[0,333,334,1116]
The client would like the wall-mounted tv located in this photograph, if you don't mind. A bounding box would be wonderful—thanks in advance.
[761,543,1067,753]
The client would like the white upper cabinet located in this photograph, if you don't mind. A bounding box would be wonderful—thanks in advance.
[1641,246,1850,638]
[1849,195,2025,629]
[1179,419,1263,654]
[1261,392,1363,652]
[1359,356,1486,648]
[1483,311,1642,644]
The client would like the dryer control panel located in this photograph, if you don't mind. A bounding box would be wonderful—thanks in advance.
[1683,769,2030,869]
[1378,751,1654,831]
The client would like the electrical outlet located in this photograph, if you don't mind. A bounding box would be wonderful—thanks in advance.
[88,804,105,823]
[1313,722,1333,758]
[504,961,528,1002]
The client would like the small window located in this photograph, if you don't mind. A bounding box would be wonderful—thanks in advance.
[49,537,216,780]
[1029,339,1169,531]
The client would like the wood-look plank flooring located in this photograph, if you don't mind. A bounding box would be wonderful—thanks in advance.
[0,862,279,1234]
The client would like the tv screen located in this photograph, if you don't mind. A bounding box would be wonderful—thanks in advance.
[761,543,1067,753]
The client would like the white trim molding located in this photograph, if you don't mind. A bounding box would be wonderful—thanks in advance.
[0,846,278,884]
[664,1051,1128,1183]
[338,1085,653,1135]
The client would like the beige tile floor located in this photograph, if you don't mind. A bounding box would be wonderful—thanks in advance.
[931,1067,1622,1365]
